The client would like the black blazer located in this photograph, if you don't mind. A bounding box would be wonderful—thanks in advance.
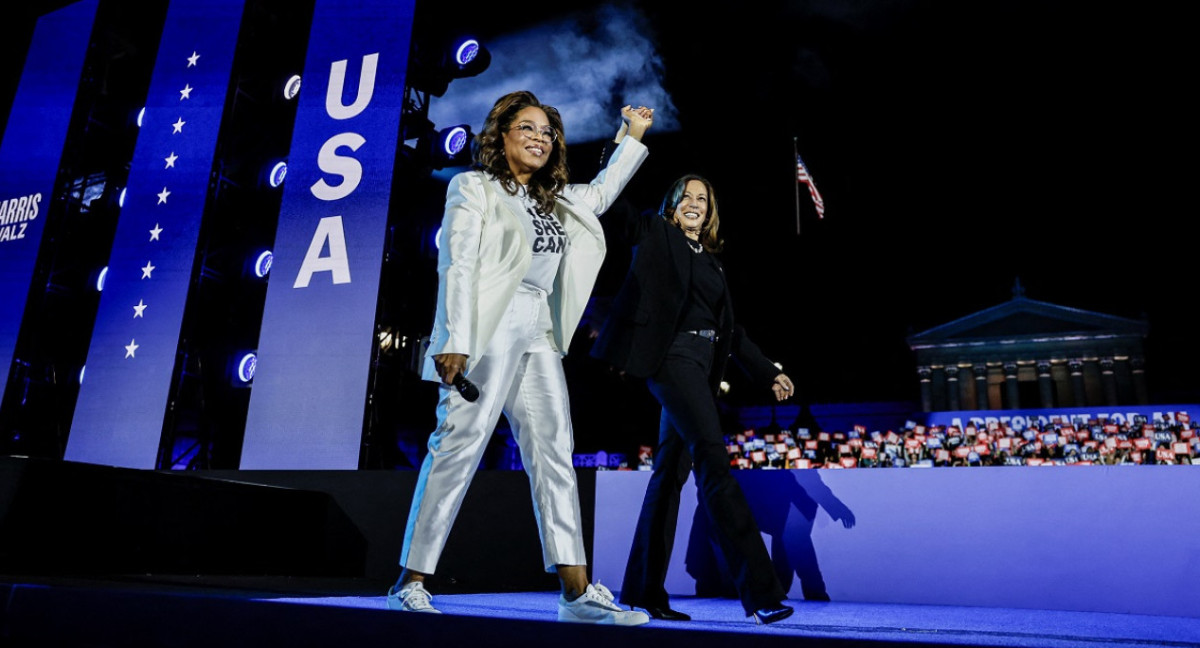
[589,195,780,394]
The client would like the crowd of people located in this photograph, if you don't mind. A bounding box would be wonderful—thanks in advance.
[702,411,1199,469]
[576,412,1200,470]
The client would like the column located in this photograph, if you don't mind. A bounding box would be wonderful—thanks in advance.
[1004,362,1020,409]
[945,365,960,411]
[1131,356,1149,405]
[973,363,989,410]
[1100,357,1118,406]
[1037,360,1054,408]
[1069,359,1086,407]
[918,366,933,413]
[931,366,947,411]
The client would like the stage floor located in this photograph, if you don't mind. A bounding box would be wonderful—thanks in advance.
[265,591,1200,647]
[4,577,1200,647]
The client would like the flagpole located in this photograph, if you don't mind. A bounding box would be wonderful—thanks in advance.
[792,137,801,235]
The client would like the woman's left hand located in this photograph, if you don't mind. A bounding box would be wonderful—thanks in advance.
[771,373,795,401]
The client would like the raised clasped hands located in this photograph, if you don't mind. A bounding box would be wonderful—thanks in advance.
[620,104,654,141]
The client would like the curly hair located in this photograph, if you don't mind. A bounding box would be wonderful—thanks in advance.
[471,90,569,215]
[658,174,723,253]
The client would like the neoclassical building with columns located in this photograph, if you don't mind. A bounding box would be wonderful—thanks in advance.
[906,282,1150,413]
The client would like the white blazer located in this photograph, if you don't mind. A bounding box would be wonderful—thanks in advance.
[422,137,648,382]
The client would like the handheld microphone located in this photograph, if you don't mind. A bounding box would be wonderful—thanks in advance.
[452,373,480,402]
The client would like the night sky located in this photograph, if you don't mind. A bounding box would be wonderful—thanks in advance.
[465,1,1195,408]
[4,1,1195,450]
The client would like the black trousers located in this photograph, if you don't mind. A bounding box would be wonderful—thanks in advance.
[619,332,785,614]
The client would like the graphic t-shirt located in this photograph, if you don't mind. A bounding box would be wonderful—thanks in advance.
[511,186,566,293]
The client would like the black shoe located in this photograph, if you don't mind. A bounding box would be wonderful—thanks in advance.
[641,606,691,621]
[753,603,794,625]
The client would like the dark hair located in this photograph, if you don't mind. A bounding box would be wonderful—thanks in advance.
[472,90,569,215]
[658,174,723,253]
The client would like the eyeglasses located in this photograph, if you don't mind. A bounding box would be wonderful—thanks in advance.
[510,121,557,142]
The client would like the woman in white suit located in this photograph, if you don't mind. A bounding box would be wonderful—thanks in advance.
[387,91,654,625]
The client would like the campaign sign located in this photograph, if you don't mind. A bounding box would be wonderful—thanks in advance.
[0,0,98,404]
[239,0,415,468]
[67,0,244,468]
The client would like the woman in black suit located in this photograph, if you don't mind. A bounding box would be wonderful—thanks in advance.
[591,117,796,625]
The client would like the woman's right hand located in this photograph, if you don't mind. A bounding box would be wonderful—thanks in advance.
[434,353,468,386]
[620,105,654,141]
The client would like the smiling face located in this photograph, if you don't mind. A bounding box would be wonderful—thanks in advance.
[502,106,552,184]
[671,179,709,238]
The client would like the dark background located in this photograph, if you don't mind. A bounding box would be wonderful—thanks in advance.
[3,0,1195,464]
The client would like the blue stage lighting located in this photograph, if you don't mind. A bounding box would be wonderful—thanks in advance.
[283,74,302,100]
[409,35,491,97]
[454,38,481,66]
[137,107,145,128]
[78,366,86,384]
[118,187,126,208]
[441,125,469,157]
[426,124,472,169]
[268,161,287,188]
[95,266,108,292]
[254,250,273,278]
[449,37,490,77]
[236,352,257,383]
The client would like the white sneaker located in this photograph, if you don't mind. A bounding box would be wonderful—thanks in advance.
[558,583,650,626]
[386,581,442,613]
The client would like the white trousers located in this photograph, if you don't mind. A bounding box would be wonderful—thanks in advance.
[400,285,586,574]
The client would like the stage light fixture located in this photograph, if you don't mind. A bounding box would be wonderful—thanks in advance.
[440,125,469,157]
[267,161,287,188]
[236,352,257,384]
[453,38,486,70]
[283,74,302,100]
[253,250,273,278]
[118,187,126,208]
[425,124,473,169]
[410,35,491,97]
[137,107,145,128]
[78,366,86,384]
[434,226,442,251]
[95,266,108,292]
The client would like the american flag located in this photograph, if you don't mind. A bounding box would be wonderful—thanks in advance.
[795,154,825,218]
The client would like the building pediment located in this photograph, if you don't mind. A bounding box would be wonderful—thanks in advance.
[907,281,1150,413]
[908,295,1148,348]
